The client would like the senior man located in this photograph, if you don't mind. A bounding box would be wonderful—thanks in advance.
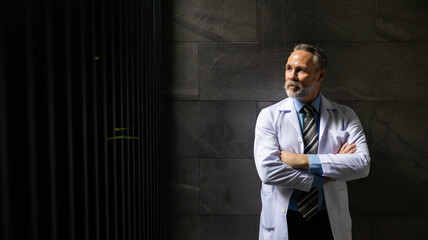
[254,44,370,240]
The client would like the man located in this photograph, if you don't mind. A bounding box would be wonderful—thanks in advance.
[254,44,370,240]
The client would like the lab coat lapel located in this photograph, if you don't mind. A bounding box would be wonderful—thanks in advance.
[279,98,301,135]
[278,98,303,153]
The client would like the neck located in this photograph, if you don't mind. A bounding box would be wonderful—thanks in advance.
[298,93,319,103]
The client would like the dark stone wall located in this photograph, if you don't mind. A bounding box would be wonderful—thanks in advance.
[163,0,428,239]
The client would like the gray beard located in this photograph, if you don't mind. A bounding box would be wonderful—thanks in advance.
[284,80,317,99]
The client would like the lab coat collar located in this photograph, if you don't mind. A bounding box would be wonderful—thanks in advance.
[277,94,332,111]
[277,97,294,111]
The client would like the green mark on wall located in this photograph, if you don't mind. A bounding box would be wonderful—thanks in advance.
[115,127,130,131]
[108,127,138,140]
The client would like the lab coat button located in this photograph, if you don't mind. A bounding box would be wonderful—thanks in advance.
[282,208,286,214]
[297,137,302,142]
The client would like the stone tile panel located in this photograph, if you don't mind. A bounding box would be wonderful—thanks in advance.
[163,0,257,42]
[168,101,257,159]
[376,0,428,41]
[258,0,376,42]
[166,215,259,240]
[200,159,261,215]
[320,43,428,101]
[348,158,428,217]
[200,43,428,101]
[199,43,292,101]
[164,43,199,100]
[373,101,428,159]
[165,159,200,214]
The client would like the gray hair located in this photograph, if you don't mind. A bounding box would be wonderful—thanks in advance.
[293,44,327,70]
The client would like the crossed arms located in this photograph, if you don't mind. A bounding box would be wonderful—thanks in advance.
[280,143,357,184]
[254,106,370,191]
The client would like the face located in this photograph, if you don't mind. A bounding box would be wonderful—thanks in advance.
[284,50,325,103]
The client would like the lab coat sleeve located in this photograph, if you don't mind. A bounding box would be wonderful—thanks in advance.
[254,108,315,191]
[319,107,371,181]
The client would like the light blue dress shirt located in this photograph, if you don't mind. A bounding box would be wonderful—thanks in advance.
[288,94,326,211]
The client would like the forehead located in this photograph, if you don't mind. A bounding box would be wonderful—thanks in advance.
[286,50,315,67]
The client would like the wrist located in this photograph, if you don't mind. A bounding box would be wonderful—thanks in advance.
[301,154,309,169]
[296,153,309,169]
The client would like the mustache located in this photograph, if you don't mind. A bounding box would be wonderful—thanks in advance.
[285,80,302,88]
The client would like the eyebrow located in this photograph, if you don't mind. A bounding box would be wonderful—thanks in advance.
[286,64,308,70]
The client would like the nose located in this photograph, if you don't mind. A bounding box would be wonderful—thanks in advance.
[287,69,297,81]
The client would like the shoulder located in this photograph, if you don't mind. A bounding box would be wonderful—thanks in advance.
[257,98,291,125]
[259,98,291,115]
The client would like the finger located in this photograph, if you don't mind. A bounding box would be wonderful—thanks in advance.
[344,144,357,153]
[342,142,349,150]
[339,142,349,153]
[347,143,356,150]
[348,148,357,153]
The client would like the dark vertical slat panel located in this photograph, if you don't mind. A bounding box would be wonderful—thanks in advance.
[79,0,90,239]
[117,1,126,239]
[100,0,110,239]
[9,2,32,239]
[153,0,162,236]
[142,0,149,238]
[146,1,152,234]
[26,1,38,240]
[64,0,76,239]
[154,0,160,236]
[109,0,119,239]
[124,1,134,236]
[155,1,160,236]
[136,0,143,237]
[142,0,148,236]
[45,1,58,239]
[152,3,157,236]
[90,0,101,239]
[52,2,70,239]
[130,1,137,238]
[1,0,163,239]
[32,1,49,238]
[0,10,10,239]
[124,0,131,238]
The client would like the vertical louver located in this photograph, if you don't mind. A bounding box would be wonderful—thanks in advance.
[0,0,163,239]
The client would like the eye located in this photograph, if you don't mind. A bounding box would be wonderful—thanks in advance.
[297,68,307,73]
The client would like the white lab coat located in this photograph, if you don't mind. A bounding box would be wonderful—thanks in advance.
[254,94,370,240]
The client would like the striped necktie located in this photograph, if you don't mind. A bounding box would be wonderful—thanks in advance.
[297,104,319,220]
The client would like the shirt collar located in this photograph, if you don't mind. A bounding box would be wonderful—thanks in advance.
[292,94,321,113]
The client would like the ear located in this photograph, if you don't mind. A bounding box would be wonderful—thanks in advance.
[317,69,326,83]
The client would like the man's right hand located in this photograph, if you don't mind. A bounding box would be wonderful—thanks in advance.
[325,142,357,184]
[338,142,357,154]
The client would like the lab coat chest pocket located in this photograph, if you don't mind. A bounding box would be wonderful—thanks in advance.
[328,130,349,153]
[260,191,277,230]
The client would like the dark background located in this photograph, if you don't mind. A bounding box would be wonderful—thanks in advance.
[0,0,163,239]
[163,0,428,239]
